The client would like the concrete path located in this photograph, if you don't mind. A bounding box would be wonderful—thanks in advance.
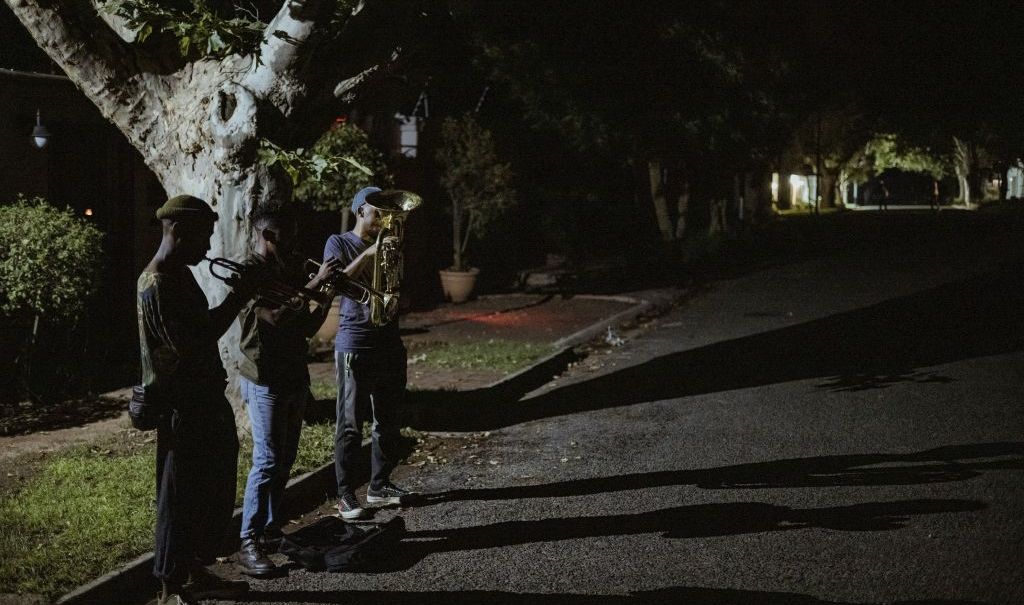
[218,220,1024,604]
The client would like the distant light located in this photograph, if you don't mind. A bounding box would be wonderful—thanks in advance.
[789,174,802,187]
[771,173,780,202]
[31,109,50,149]
[84,208,93,217]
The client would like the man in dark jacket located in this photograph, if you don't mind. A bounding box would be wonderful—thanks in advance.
[138,195,256,605]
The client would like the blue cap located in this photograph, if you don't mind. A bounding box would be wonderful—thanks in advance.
[351,186,382,215]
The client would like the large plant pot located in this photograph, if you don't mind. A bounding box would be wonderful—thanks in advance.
[439,267,480,303]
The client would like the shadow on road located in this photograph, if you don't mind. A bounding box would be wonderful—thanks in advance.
[414,443,1024,501]
[392,499,982,556]
[257,499,977,581]
[239,583,990,604]
[405,267,1024,432]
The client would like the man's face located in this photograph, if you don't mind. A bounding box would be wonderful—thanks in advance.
[262,220,299,257]
[361,205,382,236]
[176,219,215,265]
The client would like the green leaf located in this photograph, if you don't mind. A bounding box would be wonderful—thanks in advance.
[206,31,225,54]
[178,35,191,57]
[340,156,374,176]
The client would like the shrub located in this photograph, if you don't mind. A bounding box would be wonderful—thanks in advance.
[0,196,104,401]
[0,196,104,323]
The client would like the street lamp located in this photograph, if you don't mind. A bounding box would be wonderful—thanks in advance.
[31,109,50,149]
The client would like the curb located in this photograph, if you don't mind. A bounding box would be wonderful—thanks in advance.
[55,288,681,605]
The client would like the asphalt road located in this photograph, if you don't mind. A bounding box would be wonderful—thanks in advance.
[221,216,1024,605]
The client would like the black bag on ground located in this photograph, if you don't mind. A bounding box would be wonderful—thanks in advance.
[279,515,404,572]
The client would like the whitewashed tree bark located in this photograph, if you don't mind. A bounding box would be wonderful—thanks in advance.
[5,0,402,431]
[647,159,673,241]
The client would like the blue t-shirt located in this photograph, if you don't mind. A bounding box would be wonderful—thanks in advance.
[323,231,402,352]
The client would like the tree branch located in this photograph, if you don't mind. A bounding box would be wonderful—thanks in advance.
[244,0,337,114]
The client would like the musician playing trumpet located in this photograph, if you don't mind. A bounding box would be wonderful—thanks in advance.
[138,195,259,604]
[324,187,416,520]
[233,202,343,577]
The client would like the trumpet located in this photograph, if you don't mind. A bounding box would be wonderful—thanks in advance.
[205,256,320,311]
[305,259,399,320]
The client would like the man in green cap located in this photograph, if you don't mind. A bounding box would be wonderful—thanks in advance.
[138,194,258,604]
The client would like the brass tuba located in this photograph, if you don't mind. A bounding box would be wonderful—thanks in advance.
[363,189,422,326]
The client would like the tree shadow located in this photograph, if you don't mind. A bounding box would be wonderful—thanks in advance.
[406,443,1024,505]
[0,393,126,436]
[393,499,982,557]
[816,370,956,393]
[404,267,1024,432]
[239,586,991,604]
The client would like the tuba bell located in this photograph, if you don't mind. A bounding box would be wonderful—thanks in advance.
[363,189,422,326]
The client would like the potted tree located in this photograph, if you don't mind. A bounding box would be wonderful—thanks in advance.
[436,114,516,302]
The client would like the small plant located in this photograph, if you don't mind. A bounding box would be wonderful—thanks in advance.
[436,114,516,272]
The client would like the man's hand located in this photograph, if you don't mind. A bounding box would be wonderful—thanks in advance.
[312,257,345,289]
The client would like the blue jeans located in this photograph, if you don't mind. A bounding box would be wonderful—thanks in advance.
[239,378,307,540]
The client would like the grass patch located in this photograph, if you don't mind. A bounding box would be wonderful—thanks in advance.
[0,421,337,600]
[409,339,552,374]
[309,380,337,402]
[0,442,156,600]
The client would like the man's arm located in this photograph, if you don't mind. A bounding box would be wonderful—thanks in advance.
[342,243,377,281]
[324,234,376,282]
[209,290,253,337]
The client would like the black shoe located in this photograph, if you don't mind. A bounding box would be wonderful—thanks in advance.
[235,537,277,578]
[336,491,365,520]
[366,481,416,505]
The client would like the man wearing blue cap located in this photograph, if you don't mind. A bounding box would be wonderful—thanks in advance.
[323,187,414,520]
